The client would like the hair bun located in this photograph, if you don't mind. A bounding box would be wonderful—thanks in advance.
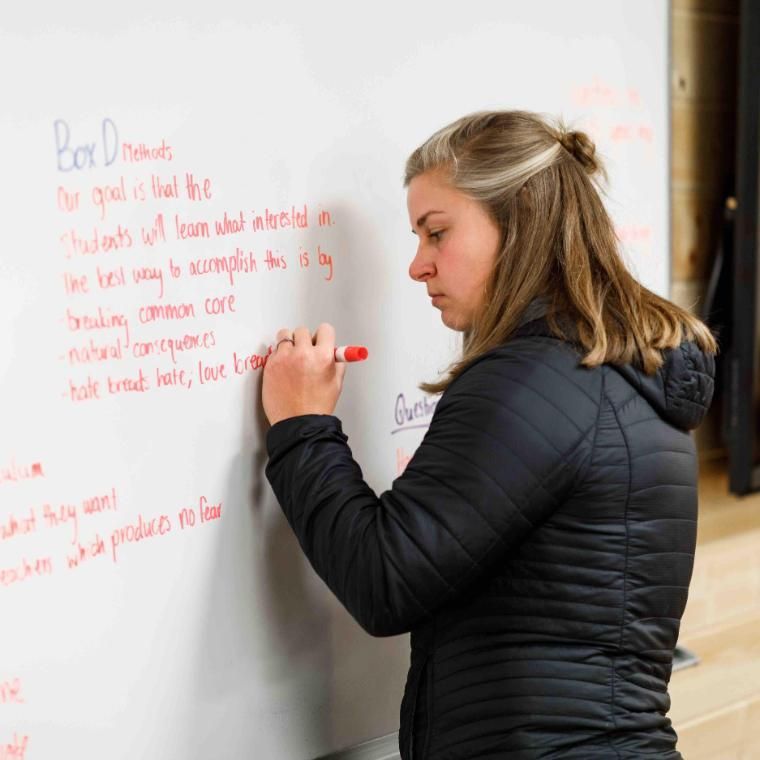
[559,130,599,176]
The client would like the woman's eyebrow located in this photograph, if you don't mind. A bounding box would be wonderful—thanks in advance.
[416,210,445,227]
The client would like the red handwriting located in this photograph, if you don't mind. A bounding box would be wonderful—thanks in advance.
[0,733,28,760]
[233,349,271,374]
[65,337,124,365]
[0,460,44,486]
[155,366,192,390]
[0,556,53,588]
[57,186,80,213]
[178,495,222,530]
[91,177,128,220]
[65,375,100,402]
[610,123,654,144]
[214,210,246,236]
[109,513,172,562]
[59,224,133,258]
[317,245,333,281]
[188,248,258,286]
[138,301,194,324]
[296,245,334,279]
[197,360,227,385]
[150,173,212,201]
[248,204,336,231]
[53,132,343,412]
[82,487,118,516]
[1,509,37,542]
[66,343,274,401]
[131,330,216,364]
[570,79,642,109]
[204,294,235,315]
[141,213,167,247]
[66,532,107,569]
[66,306,130,345]
[42,503,78,544]
[62,169,201,214]
[96,264,126,290]
[174,214,209,240]
[0,679,24,705]
[106,369,150,396]
[62,271,89,295]
[91,264,165,298]
[65,370,148,402]
[64,370,151,402]
[121,139,173,163]
[263,250,287,270]
[251,204,309,231]
[200,496,222,522]
[184,173,213,201]
[4,489,117,545]
[151,173,180,200]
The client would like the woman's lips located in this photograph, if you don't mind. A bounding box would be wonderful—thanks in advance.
[430,295,444,307]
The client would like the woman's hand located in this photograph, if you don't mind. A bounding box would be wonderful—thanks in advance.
[262,323,347,426]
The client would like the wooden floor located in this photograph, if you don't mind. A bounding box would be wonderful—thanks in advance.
[670,460,760,759]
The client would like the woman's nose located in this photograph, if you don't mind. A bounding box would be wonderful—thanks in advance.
[409,244,435,282]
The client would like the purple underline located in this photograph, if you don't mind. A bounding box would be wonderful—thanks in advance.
[390,423,431,435]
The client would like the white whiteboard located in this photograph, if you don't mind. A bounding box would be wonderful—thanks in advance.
[0,3,668,759]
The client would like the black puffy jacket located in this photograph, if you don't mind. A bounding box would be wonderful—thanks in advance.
[265,318,715,759]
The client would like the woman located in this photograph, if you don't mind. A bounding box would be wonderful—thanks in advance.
[262,111,716,759]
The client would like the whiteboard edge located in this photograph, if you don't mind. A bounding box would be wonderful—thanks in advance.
[314,732,400,760]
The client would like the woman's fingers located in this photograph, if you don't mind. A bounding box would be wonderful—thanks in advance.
[313,322,336,348]
[272,323,339,360]
[293,325,312,347]
[263,323,348,424]
[274,327,293,346]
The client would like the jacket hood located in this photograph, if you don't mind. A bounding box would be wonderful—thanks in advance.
[611,342,715,431]
[514,303,716,432]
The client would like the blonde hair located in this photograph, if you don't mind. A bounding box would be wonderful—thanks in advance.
[404,110,717,394]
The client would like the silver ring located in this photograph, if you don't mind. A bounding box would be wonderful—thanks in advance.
[276,337,295,349]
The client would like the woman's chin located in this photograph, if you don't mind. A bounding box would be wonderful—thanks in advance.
[440,309,469,332]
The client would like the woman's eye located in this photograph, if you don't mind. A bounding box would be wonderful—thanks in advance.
[429,230,443,241]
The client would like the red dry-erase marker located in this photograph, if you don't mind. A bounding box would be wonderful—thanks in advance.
[334,345,369,362]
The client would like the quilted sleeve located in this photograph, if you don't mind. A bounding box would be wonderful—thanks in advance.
[265,340,600,636]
